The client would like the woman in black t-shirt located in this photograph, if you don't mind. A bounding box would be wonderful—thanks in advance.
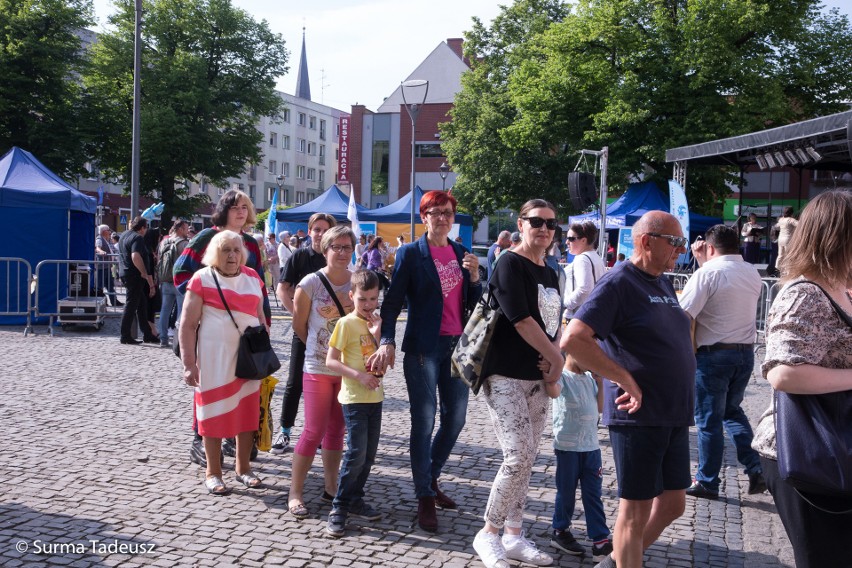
[471,199,564,568]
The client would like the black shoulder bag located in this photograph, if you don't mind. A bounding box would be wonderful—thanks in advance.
[774,280,852,506]
[212,270,281,381]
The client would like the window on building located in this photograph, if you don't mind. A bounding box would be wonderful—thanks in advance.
[307,168,316,181]
[217,185,224,195]
[268,160,277,175]
[319,170,325,185]
[307,142,316,155]
[283,108,291,123]
[298,112,306,126]
[296,191,305,204]
[282,135,290,150]
[282,189,290,204]
[282,162,290,178]
[309,116,316,129]
[248,165,257,181]
[319,119,326,140]
[296,165,306,179]
[372,140,390,196]
[269,132,277,147]
[298,139,306,153]
[267,186,277,202]
[249,185,256,199]
[415,143,445,158]
[319,144,326,165]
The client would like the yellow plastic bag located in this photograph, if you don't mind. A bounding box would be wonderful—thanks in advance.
[257,375,279,451]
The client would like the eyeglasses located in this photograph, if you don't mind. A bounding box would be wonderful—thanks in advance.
[645,233,688,248]
[566,236,581,242]
[329,245,354,254]
[424,209,455,219]
[521,216,558,230]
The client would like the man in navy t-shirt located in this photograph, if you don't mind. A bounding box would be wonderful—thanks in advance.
[562,211,694,568]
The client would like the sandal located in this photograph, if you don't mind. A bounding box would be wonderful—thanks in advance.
[204,475,231,496]
[235,471,262,489]
[289,502,309,519]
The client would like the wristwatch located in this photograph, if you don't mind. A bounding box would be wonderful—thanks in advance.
[380,338,396,347]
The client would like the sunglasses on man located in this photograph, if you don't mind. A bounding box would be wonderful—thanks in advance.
[645,233,688,248]
[521,216,559,230]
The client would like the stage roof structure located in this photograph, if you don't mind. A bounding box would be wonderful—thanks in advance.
[666,110,852,172]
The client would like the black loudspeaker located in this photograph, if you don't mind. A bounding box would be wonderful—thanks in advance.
[568,172,597,210]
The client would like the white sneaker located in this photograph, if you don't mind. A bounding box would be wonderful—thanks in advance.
[502,531,554,566]
[473,529,511,568]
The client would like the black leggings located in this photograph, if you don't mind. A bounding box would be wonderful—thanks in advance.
[279,334,306,429]
[761,456,852,568]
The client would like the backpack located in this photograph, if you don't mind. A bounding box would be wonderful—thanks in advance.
[157,237,181,283]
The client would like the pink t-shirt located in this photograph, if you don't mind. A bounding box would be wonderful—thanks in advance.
[429,244,463,336]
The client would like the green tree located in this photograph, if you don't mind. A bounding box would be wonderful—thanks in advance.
[84,0,288,232]
[443,0,852,217]
[0,0,94,177]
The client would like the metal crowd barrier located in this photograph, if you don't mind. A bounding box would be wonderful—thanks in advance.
[0,257,34,336]
[33,258,124,336]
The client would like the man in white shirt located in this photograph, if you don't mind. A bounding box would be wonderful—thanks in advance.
[679,224,766,500]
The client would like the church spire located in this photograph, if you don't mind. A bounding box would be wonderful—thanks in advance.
[295,27,311,101]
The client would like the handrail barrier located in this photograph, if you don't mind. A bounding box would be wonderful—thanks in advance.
[33,258,124,336]
[0,257,34,336]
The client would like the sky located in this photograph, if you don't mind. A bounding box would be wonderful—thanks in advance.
[89,0,505,112]
[89,0,852,114]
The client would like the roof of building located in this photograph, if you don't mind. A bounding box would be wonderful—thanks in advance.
[376,41,470,113]
[295,28,311,101]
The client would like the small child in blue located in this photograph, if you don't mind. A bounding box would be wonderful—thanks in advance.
[324,269,384,538]
[550,355,613,558]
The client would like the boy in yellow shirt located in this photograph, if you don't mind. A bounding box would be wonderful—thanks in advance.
[325,269,384,537]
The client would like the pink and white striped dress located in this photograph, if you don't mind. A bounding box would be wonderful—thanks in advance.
[187,265,263,438]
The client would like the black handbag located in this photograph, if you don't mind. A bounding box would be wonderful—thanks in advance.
[212,270,281,381]
[774,280,852,502]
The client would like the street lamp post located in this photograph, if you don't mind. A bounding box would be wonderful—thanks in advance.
[401,79,429,241]
[276,173,285,197]
[439,161,449,192]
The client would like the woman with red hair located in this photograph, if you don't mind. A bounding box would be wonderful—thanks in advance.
[369,191,482,532]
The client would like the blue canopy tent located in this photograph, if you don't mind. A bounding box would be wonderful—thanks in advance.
[0,147,96,323]
[275,184,368,234]
[360,186,475,249]
[569,181,721,239]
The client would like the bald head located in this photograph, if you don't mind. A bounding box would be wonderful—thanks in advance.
[631,211,685,275]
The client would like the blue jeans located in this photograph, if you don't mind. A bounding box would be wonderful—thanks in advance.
[158,282,184,343]
[403,335,469,498]
[334,402,382,512]
[553,449,609,541]
[694,348,762,490]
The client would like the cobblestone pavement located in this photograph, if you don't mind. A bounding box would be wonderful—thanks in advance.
[0,304,794,567]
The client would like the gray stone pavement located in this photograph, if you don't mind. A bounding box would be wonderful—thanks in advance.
[0,304,794,567]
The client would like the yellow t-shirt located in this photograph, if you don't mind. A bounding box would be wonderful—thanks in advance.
[329,312,384,404]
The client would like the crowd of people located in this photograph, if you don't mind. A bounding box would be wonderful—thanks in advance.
[97,187,850,568]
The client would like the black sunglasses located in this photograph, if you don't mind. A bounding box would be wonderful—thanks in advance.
[566,236,582,242]
[645,233,688,248]
[521,216,558,230]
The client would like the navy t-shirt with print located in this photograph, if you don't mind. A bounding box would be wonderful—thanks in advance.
[486,251,562,381]
[575,262,695,427]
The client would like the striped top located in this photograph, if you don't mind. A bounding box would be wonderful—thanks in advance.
[173,227,271,325]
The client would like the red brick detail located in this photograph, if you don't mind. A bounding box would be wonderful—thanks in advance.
[348,105,371,204]
[398,103,454,195]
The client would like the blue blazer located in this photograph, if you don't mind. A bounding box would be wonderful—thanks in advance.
[380,233,483,354]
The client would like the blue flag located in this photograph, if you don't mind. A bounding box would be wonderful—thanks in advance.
[266,186,279,238]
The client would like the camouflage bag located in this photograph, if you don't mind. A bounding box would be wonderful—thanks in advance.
[451,291,500,396]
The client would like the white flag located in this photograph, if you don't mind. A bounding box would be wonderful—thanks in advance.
[668,179,690,238]
[347,185,361,239]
